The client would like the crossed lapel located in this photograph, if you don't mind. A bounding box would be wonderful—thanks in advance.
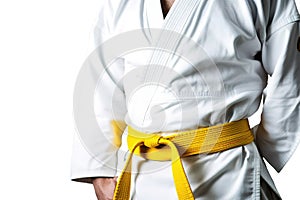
[143,0,202,74]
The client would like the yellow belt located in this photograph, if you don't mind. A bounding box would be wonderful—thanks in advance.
[113,119,254,200]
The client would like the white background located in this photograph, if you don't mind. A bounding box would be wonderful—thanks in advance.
[0,0,299,199]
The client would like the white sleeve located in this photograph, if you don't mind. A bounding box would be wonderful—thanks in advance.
[71,0,127,183]
[255,1,300,172]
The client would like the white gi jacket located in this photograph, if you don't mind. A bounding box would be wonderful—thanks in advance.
[71,0,300,199]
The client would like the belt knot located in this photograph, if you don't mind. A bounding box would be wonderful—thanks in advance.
[144,135,162,148]
[113,119,253,200]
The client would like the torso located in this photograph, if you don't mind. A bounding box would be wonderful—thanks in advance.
[160,0,175,17]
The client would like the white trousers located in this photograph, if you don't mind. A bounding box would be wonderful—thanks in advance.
[117,142,280,200]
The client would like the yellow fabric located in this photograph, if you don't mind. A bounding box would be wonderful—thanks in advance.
[113,119,254,200]
[111,120,127,148]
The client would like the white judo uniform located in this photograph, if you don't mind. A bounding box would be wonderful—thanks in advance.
[71,0,300,199]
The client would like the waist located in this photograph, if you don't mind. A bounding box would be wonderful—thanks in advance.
[127,119,254,161]
[113,119,254,200]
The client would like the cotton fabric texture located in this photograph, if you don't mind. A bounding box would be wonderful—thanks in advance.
[71,0,300,199]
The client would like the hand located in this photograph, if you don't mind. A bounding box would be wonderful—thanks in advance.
[92,177,117,200]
